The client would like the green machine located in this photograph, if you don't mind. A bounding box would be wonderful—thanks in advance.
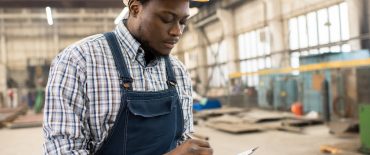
[360,104,370,154]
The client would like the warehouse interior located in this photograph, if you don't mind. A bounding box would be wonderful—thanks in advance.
[0,0,369,154]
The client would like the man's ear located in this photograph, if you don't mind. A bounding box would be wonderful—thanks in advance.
[129,0,142,18]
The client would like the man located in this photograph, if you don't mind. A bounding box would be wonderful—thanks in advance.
[43,0,213,154]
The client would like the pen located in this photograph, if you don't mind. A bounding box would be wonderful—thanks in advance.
[189,133,209,141]
[237,147,259,155]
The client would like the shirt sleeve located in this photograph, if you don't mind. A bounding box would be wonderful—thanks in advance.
[43,47,90,155]
[173,60,194,144]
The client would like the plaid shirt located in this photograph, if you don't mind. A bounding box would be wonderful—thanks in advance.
[43,21,193,154]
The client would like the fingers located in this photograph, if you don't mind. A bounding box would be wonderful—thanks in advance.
[200,148,213,155]
[165,139,213,155]
[188,139,211,148]
[188,145,213,155]
[186,139,213,155]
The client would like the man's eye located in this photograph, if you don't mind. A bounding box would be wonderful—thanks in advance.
[160,16,174,23]
[180,20,188,25]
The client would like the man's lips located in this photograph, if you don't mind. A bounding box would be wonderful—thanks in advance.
[163,40,178,49]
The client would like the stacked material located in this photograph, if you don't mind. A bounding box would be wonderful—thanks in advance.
[195,107,323,134]
[0,104,28,128]
[320,141,363,155]
[8,113,43,129]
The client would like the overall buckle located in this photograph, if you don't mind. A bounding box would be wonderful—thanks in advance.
[167,81,177,87]
[122,82,131,90]
[120,76,133,90]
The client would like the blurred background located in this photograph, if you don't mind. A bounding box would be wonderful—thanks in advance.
[0,0,370,154]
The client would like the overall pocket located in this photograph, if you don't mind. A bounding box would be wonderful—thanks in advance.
[125,95,178,154]
[127,96,175,117]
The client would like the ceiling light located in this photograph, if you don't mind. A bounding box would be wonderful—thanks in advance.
[189,8,199,18]
[45,6,53,25]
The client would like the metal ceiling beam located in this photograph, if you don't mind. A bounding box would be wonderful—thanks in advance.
[0,0,123,8]
[191,0,247,25]
[0,13,117,19]
[2,21,115,26]
[0,0,209,8]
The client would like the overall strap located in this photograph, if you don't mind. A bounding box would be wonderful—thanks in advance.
[104,32,133,90]
[164,56,177,88]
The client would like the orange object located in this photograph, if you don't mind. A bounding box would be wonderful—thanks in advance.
[320,145,342,154]
[291,102,303,116]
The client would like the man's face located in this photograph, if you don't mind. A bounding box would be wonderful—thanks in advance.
[136,0,190,56]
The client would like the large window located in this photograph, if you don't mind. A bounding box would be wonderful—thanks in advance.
[206,41,229,88]
[184,51,198,69]
[238,27,271,86]
[289,2,350,72]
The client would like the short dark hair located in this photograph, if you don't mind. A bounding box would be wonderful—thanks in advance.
[129,0,150,6]
[128,0,150,17]
[139,0,150,5]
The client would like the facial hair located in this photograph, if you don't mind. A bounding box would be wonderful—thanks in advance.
[137,24,161,65]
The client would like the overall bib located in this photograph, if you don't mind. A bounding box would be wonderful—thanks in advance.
[96,32,184,155]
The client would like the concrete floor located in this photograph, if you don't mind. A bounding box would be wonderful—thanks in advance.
[194,125,362,155]
[0,125,362,155]
[0,127,43,155]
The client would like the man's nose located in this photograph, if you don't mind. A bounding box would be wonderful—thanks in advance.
[169,23,183,37]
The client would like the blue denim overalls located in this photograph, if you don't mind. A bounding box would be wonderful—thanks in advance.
[96,32,184,155]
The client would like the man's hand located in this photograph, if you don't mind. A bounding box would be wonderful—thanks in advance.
[165,139,213,155]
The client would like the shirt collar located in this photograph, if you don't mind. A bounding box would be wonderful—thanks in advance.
[113,20,141,62]
[113,20,160,67]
